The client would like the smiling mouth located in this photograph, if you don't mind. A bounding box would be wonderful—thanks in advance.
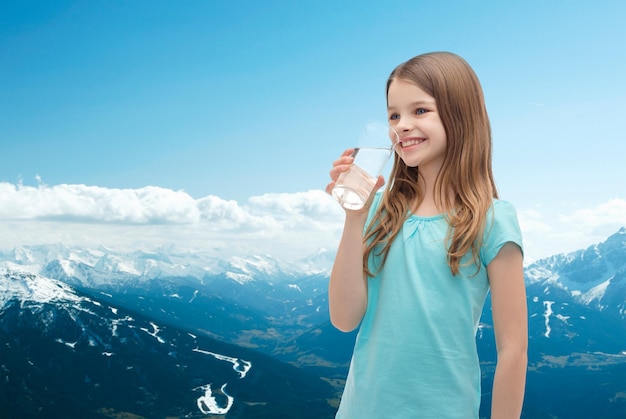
[400,138,426,147]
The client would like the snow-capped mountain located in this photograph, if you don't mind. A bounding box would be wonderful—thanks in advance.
[0,268,83,307]
[0,269,337,418]
[525,227,626,319]
[472,229,626,363]
[2,229,625,334]
[0,244,332,287]
[473,228,626,418]
[1,228,625,418]
[0,244,333,356]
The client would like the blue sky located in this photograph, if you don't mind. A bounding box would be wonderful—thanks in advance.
[1,0,625,262]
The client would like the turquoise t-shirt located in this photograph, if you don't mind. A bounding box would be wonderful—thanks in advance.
[335,194,523,419]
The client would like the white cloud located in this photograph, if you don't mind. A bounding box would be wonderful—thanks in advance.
[558,198,626,230]
[0,181,623,263]
[517,208,552,235]
[519,198,626,262]
[0,183,200,223]
[0,182,344,260]
[247,190,343,230]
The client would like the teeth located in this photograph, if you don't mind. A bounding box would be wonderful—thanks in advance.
[401,138,425,147]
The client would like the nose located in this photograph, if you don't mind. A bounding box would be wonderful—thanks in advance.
[394,117,414,135]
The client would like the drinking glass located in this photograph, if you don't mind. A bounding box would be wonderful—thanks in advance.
[331,122,399,210]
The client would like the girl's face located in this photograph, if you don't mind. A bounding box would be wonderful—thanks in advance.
[387,78,447,174]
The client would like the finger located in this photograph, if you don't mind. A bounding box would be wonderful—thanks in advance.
[332,155,354,169]
[327,149,356,196]
[329,164,353,182]
[331,148,355,165]
[341,148,355,157]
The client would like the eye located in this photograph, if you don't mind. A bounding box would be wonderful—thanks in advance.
[389,113,400,121]
[415,108,428,115]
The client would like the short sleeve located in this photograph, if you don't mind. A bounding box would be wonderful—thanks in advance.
[480,199,524,266]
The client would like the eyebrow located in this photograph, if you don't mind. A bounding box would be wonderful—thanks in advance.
[387,100,436,110]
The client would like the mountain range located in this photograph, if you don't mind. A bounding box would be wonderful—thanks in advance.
[1,227,625,418]
[0,269,336,418]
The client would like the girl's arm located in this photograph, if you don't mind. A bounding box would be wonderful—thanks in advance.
[487,242,528,418]
[325,149,383,332]
[328,210,370,332]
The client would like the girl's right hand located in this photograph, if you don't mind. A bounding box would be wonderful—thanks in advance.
[325,148,385,213]
[324,148,356,196]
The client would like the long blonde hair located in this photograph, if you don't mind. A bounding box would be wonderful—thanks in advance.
[364,52,498,277]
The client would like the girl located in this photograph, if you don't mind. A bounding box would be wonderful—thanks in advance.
[326,52,527,418]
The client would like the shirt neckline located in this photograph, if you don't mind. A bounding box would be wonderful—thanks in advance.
[407,212,446,221]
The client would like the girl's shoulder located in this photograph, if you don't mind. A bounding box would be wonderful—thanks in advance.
[486,198,522,231]
[488,198,519,219]
[481,198,524,264]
